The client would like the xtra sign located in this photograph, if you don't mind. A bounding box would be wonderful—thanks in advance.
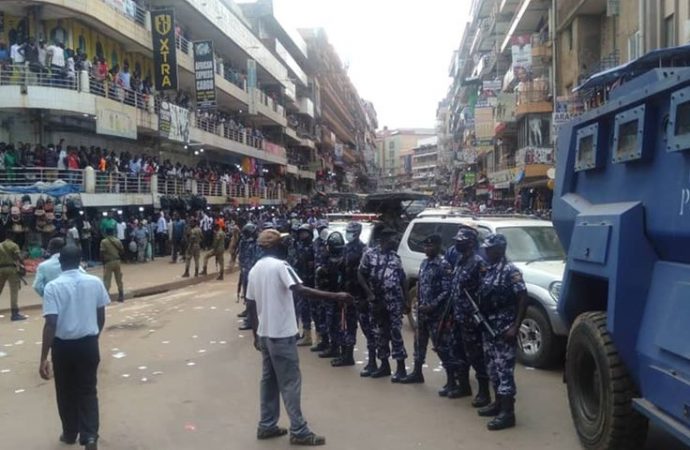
[151,9,178,91]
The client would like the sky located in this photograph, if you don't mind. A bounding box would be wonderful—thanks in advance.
[268,0,471,130]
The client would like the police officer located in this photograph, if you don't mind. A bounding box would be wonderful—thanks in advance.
[358,227,408,382]
[0,233,26,321]
[344,222,377,376]
[401,234,452,384]
[237,222,258,329]
[310,220,331,353]
[448,227,491,404]
[182,217,203,278]
[315,232,357,366]
[201,223,226,280]
[476,233,527,431]
[100,227,125,302]
[293,224,316,347]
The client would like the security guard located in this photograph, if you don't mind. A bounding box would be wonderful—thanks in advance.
[358,227,408,382]
[401,234,452,384]
[0,234,26,321]
[237,222,258,330]
[293,224,316,347]
[182,217,203,278]
[100,227,125,302]
[447,227,491,404]
[315,232,357,366]
[201,223,226,280]
[310,220,331,353]
[476,233,527,431]
[344,222,376,376]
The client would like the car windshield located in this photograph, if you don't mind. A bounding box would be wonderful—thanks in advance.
[495,226,565,262]
[329,223,374,246]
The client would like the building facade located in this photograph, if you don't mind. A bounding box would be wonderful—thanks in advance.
[374,128,435,191]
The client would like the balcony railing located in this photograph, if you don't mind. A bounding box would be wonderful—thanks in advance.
[89,77,153,112]
[0,64,80,91]
[0,168,84,189]
[516,84,552,115]
[157,177,191,196]
[94,172,152,194]
[101,0,148,26]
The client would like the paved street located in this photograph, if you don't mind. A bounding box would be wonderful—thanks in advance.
[0,272,685,450]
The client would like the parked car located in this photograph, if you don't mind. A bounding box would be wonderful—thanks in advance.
[398,215,568,368]
[327,221,376,246]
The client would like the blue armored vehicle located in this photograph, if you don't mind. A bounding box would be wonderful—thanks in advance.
[553,45,690,450]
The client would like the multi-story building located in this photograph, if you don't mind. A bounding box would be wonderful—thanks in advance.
[411,136,440,193]
[0,0,374,211]
[375,128,436,191]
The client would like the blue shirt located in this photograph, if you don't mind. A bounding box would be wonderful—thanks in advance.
[33,254,62,297]
[156,216,167,234]
[43,270,111,340]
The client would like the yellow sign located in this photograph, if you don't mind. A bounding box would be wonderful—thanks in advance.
[154,14,172,35]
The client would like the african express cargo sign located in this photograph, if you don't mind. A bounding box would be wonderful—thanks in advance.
[151,9,178,91]
[193,40,216,110]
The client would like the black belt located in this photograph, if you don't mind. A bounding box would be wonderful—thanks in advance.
[0,264,16,268]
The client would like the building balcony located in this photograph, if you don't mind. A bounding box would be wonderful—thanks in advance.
[557,0,606,28]
[297,97,315,118]
[516,84,552,116]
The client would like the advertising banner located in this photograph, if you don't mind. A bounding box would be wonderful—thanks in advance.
[158,101,190,143]
[95,97,137,140]
[511,34,532,80]
[151,9,178,91]
[193,40,216,111]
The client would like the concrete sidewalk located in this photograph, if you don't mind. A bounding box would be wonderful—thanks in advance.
[0,256,237,314]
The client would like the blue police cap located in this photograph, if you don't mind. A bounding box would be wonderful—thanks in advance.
[454,227,478,242]
[346,221,362,233]
[482,233,507,248]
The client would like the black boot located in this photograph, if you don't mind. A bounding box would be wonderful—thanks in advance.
[391,359,407,383]
[237,309,248,318]
[448,370,472,399]
[472,378,491,408]
[487,396,516,430]
[194,268,199,277]
[400,361,424,384]
[118,291,124,303]
[331,345,355,367]
[310,335,329,352]
[478,393,502,417]
[438,368,454,397]
[10,308,26,321]
[217,273,224,281]
[318,343,339,358]
[370,358,391,378]
[182,270,190,278]
[360,353,378,377]
[200,267,208,275]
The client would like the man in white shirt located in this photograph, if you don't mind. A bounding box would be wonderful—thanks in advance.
[39,245,110,450]
[246,230,351,446]
[155,211,168,256]
[47,41,65,85]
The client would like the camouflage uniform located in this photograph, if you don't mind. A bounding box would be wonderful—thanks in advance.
[451,253,490,382]
[316,255,357,347]
[414,255,453,365]
[312,236,330,338]
[292,238,315,330]
[238,236,257,294]
[345,238,374,355]
[478,257,526,397]
[359,246,407,361]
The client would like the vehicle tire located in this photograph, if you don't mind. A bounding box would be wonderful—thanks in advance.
[407,285,418,330]
[565,311,648,450]
[517,305,564,369]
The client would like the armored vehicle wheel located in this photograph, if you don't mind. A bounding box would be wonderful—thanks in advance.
[407,285,418,330]
[565,312,648,450]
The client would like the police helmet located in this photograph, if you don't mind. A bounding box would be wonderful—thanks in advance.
[346,221,362,234]
[262,221,276,230]
[326,231,345,252]
[482,233,507,249]
[454,227,478,243]
[242,223,257,236]
[298,223,312,232]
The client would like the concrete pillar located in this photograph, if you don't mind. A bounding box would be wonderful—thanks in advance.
[221,182,227,197]
[191,179,198,195]
[150,174,158,194]
[145,11,152,32]
[84,166,95,193]
[147,95,154,113]
[79,70,90,93]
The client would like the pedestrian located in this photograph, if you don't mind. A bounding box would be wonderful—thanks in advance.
[343,221,376,376]
[246,229,352,446]
[0,233,26,321]
[33,237,66,297]
[155,211,168,257]
[66,220,80,251]
[80,216,93,263]
[448,227,491,404]
[293,224,315,347]
[116,217,127,260]
[170,212,186,263]
[132,221,148,263]
[315,231,357,366]
[200,211,213,249]
[400,234,453,385]
[358,227,408,382]
[39,245,110,450]
[182,217,202,277]
[476,233,527,430]
[200,223,226,280]
[100,227,124,302]
[227,219,241,269]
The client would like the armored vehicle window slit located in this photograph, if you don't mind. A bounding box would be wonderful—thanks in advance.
[675,101,690,136]
[667,86,690,152]
[575,124,600,171]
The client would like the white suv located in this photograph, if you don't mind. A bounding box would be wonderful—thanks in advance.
[398,215,568,368]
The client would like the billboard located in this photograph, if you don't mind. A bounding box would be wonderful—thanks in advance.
[193,40,216,110]
[151,9,178,91]
[159,101,190,143]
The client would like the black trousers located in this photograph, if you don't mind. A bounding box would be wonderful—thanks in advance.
[52,336,100,443]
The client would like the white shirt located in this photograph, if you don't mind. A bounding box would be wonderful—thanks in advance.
[10,43,24,63]
[116,222,127,240]
[57,149,67,170]
[66,227,79,246]
[47,44,64,67]
[246,256,301,338]
[43,270,111,340]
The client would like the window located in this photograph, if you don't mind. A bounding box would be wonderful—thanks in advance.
[407,223,437,252]
[675,101,690,136]
[665,15,676,47]
[495,226,565,262]
[388,141,395,150]
[389,149,395,158]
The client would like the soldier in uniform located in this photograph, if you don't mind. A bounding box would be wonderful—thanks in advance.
[100,227,125,302]
[315,232,357,366]
[0,233,26,321]
[201,223,226,280]
[344,222,377,376]
[448,227,491,404]
[476,234,527,431]
[237,223,258,331]
[293,224,316,347]
[401,234,453,384]
[182,217,203,278]
[358,227,408,382]
[310,220,331,353]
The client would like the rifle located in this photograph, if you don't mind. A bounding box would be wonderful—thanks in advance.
[463,288,497,339]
